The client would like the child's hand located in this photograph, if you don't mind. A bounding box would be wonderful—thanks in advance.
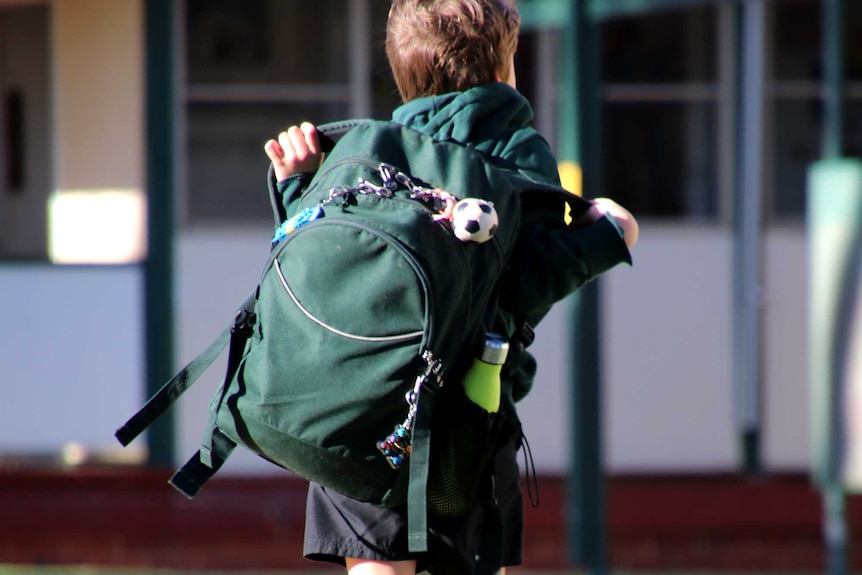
[264,122,323,181]
[574,197,639,248]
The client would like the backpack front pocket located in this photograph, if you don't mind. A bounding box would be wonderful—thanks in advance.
[220,219,434,499]
[271,219,430,343]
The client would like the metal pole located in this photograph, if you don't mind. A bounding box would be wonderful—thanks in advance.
[564,1,607,573]
[732,0,765,474]
[808,156,861,575]
[824,482,849,575]
[822,0,844,161]
[144,0,176,466]
[348,0,372,119]
[819,1,848,573]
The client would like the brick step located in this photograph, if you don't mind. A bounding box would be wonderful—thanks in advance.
[0,469,851,571]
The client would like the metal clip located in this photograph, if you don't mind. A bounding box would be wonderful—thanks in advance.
[418,350,445,393]
[324,185,357,207]
[378,163,399,191]
[357,178,394,198]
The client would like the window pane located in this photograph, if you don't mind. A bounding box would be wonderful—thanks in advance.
[183,0,387,225]
[602,102,717,218]
[774,0,862,81]
[187,102,349,223]
[772,100,820,217]
[846,101,862,158]
[0,6,51,260]
[773,99,862,218]
[845,2,862,80]
[773,0,820,82]
[186,0,350,85]
[602,6,715,83]
[370,0,402,117]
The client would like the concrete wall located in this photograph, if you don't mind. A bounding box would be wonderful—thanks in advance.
[0,265,143,455]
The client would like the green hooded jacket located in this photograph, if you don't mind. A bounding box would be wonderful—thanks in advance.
[392,82,632,412]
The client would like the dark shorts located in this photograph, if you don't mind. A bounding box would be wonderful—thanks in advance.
[303,441,523,575]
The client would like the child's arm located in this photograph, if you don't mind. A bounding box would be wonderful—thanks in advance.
[500,202,635,316]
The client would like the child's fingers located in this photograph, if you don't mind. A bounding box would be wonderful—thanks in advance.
[270,122,322,177]
[286,125,312,161]
[264,139,285,163]
[277,130,295,159]
[300,122,320,156]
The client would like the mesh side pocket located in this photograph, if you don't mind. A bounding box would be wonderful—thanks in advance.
[426,394,500,517]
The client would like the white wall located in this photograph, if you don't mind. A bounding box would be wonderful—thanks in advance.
[763,226,810,470]
[601,225,737,472]
[0,266,143,455]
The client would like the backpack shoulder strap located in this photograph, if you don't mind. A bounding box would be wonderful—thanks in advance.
[407,383,438,552]
[169,293,259,498]
[114,290,257,447]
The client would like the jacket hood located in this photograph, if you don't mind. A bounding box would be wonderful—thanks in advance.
[392,82,532,142]
[392,83,560,185]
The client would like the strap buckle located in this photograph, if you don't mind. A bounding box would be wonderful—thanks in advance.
[513,321,535,352]
[232,309,256,337]
[417,350,445,393]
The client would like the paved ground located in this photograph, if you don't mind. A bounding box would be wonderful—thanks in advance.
[0,567,826,575]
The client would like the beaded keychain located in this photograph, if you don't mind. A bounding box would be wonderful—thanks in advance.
[377,350,445,469]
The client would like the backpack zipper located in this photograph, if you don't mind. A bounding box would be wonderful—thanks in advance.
[270,218,434,348]
[299,155,506,265]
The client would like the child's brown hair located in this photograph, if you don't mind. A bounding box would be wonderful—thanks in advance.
[386,0,521,102]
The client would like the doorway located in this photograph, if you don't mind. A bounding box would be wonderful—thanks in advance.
[0,4,51,260]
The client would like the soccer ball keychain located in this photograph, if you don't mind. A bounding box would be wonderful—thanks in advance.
[450,197,499,243]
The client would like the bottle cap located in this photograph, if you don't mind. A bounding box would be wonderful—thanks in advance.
[479,333,509,365]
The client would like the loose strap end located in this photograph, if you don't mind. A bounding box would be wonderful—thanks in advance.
[169,428,236,499]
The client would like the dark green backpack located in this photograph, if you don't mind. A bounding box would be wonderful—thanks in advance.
[116,119,588,552]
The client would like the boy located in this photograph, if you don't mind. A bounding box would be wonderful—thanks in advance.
[264,1,637,574]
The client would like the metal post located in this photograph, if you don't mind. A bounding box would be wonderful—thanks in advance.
[808,157,862,575]
[144,0,176,466]
[564,1,607,573]
[822,0,844,162]
[817,1,849,573]
[824,482,849,575]
[348,0,372,119]
[732,0,765,474]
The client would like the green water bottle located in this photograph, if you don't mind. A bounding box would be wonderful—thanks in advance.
[462,333,509,413]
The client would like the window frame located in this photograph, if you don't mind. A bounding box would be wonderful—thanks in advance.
[176,0,375,228]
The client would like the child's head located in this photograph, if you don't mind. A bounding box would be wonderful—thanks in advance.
[386,0,521,103]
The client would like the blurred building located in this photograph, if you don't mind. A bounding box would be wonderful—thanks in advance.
[0,0,860,570]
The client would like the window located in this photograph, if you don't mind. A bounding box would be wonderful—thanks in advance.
[770,0,862,219]
[182,0,399,225]
[0,6,51,259]
[600,5,720,220]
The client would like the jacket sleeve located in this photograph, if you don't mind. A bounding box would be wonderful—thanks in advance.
[499,213,632,317]
[275,173,314,222]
